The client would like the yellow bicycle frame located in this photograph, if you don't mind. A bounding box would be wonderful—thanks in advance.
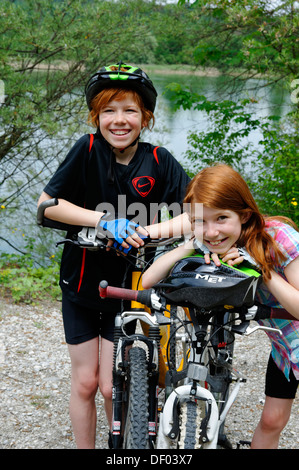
[130,269,191,388]
[131,269,170,388]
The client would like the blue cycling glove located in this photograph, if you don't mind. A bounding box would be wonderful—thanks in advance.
[96,214,139,245]
[112,233,149,254]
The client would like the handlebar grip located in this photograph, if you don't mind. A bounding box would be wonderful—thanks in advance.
[270,307,296,320]
[254,304,272,320]
[254,304,295,321]
[99,281,153,307]
[37,198,59,225]
[99,281,139,301]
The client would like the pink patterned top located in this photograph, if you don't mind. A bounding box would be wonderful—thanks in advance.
[256,219,299,381]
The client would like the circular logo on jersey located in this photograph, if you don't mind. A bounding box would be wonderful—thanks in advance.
[132,176,155,197]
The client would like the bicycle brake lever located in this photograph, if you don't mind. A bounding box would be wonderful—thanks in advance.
[112,234,151,254]
[56,227,106,250]
[244,325,283,336]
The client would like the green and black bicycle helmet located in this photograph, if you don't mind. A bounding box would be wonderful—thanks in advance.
[156,254,262,309]
[85,61,157,112]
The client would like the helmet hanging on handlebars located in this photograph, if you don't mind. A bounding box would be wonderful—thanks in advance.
[157,254,262,309]
[85,61,158,112]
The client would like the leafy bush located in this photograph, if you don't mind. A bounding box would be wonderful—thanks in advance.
[0,252,61,303]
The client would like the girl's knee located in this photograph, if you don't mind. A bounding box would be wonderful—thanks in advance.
[99,381,112,400]
[73,371,99,401]
[260,403,291,434]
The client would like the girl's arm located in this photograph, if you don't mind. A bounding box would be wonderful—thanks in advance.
[38,192,149,249]
[144,212,192,239]
[142,239,194,289]
[38,192,103,227]
[265,257,299,320]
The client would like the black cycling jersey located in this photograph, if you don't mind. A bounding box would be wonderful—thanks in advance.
[44,132,190,309]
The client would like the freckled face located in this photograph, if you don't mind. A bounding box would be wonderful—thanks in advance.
[192,206,245,254]
[99,95,145,149]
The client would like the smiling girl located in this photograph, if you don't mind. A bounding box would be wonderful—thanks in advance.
[142,163,299,449]
[38,62,190,448]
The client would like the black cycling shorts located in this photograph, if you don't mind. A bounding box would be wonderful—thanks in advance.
[265,354,298,399]
[62,294,134,345]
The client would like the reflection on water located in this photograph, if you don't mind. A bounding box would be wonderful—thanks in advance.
[143,72,292,164]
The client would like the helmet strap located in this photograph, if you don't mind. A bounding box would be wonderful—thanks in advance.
[108,147,115,185]
[118,134,140,153]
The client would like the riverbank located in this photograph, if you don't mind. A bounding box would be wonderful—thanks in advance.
[0,296,298,450]
[10,60,268,80]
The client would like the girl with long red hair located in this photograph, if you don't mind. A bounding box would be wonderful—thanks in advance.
[142,163,299,449]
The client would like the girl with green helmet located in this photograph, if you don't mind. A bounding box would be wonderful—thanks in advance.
[38,61,191,448]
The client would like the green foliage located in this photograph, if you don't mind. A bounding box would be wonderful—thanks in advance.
[0,0,159,264]
[179,0,299,81]
[252,122,299,223]
[165,83,299,226]
[0,251,61,304]
[1,0,298,273]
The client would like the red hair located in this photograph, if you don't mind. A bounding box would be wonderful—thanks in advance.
[88,88,154,130]
[184,164,298,279]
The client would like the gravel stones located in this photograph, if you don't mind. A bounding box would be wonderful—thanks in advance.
[0,298,298,449]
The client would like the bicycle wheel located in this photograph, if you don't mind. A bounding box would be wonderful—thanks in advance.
[123,347,150,449]
[178,400,203,449]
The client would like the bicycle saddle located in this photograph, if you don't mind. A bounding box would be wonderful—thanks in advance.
[156,254,262,309]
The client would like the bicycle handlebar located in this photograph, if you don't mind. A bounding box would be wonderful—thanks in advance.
[37,198,59,224]
[98,280,292,323]
[37,198,182,251]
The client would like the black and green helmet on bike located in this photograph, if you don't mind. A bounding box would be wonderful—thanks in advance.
[85,61,158,112]
[156,254,262,309]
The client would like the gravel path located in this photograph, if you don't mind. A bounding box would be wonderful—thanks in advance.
[0,297,298,450]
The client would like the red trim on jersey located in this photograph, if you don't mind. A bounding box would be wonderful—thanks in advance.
[77,248,86,293]
[89,134,94,152]
[153,146,159,165]
[77,130,94,295]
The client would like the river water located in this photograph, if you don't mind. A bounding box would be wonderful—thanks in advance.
[144,71,292,164]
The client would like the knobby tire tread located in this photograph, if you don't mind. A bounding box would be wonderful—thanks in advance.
[123,347,149,449]
[178,400,202,449]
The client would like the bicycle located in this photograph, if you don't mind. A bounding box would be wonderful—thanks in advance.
[37,198,282,450]
[37,198,182,448]
[99,263,282,449]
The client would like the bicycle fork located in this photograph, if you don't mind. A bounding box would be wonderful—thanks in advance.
[156,319,244,449]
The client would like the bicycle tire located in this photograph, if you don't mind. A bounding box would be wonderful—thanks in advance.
[178,400,203,449]
[123,347,150,449]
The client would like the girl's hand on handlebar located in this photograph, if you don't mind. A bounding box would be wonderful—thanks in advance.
[106,225,149,254]
[204,246,243,267]
[220,246,244,266]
